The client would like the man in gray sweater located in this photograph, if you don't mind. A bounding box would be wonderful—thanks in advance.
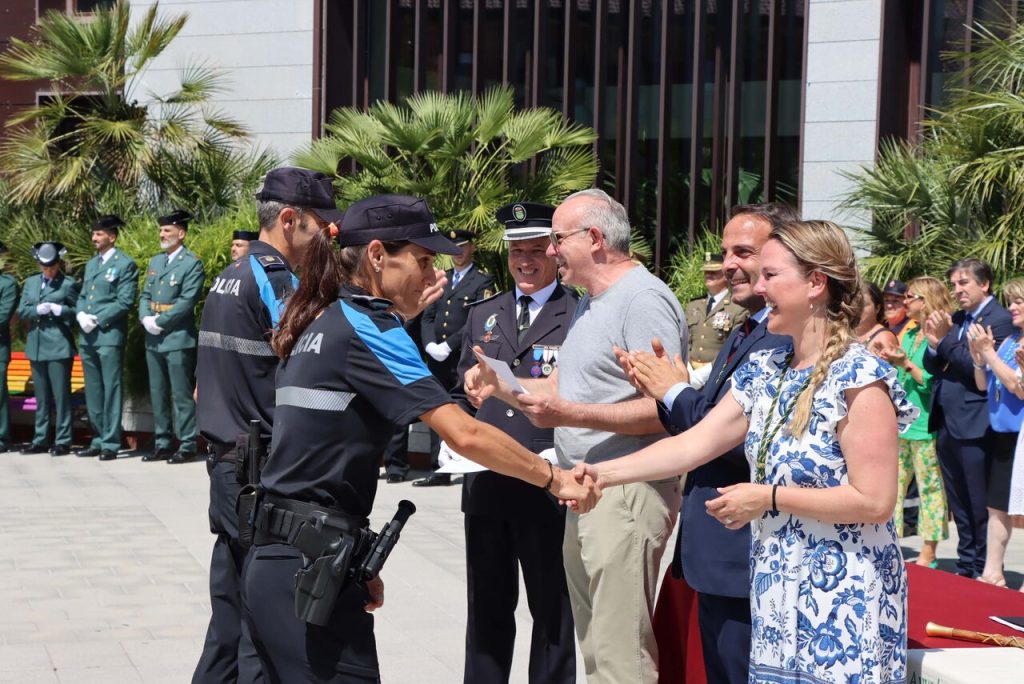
[465,188,686,683]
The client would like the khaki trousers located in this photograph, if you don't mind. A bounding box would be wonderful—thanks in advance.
[563,478,680,684]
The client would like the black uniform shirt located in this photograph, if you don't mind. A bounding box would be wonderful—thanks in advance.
[262,285,451,517]
[196,240,297,444]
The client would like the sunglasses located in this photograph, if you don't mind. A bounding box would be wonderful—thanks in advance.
[903,293,924,301]
[549,227,589,248]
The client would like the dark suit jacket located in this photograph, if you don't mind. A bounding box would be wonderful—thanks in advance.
[923,298,1014,440]
[660,315,789,598]
[453,285,578,520]
[421,264,495,390]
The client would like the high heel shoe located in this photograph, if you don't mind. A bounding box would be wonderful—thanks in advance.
[977,575,1008,588]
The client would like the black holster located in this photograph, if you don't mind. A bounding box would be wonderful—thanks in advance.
[236,484,262,550]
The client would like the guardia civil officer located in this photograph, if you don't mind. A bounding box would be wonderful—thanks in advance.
[192,167,339,684]
[17,242,80,455]
[0,242,19,452]
[684,252,747,390]
[75,215,140,460]
[139,210,205,463]
[414,229,495,487]
[242,194,597,683]
[231,229,259,261]
[454,202,577,684]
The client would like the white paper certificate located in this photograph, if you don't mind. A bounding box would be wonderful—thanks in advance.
[473,351,529,395]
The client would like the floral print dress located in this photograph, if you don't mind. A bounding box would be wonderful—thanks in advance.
[731,344,918,684]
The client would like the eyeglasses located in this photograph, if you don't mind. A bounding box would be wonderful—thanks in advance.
[549,227,590,248]
[904,293,924,302]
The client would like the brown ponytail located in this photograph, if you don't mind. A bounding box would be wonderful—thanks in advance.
[769,220,863,437]
[273,229,343,359]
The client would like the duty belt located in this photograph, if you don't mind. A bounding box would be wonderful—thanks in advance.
[208,441,237,463]
[253,494,366,554]
[150,302,174,313]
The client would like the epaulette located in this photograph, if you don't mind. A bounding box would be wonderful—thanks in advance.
[467,290,504,307]
[257,254,287,271]
[348,293,393,311]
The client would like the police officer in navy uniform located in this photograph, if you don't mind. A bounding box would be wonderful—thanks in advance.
[192,168,338,683]
[454,202,577,684]
[414,229,495,487]
[231,229,260,261]
[241,194,597,683]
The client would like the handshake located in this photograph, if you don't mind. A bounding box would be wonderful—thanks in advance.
[552,462,607,514]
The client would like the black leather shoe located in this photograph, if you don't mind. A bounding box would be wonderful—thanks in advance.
[167,451,196,464]
[49,444,71,456]
[386,473,406,484]
[142,448,173,462]
[20,443,49,455]
[98,450,118,461]
[75,447,101,458]
[412,473,451,487]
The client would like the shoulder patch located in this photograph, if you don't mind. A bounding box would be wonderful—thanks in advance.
[256,255,287,271]
[467,290,504,307]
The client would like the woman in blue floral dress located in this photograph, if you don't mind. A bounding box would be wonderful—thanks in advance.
[581,220,917,683]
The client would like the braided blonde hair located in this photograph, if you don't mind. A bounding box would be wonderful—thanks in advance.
[769,220,863,437]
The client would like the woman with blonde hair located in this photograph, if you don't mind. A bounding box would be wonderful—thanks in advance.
[967,278,1024,588]
[880,276,952,567]
[578,221,916,683]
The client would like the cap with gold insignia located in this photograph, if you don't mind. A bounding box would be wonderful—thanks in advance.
[157,209,193,230]
[232,230,260,241]
[32,241,67,266]
[496,202,554,241]
[448,229,476,247]
[92,214,125,234]
[701,252,725,271]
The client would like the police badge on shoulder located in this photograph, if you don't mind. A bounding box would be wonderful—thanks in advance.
[530,344,559,377]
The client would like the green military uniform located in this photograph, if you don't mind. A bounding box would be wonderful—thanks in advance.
[0,259,19,451]
[685,293,748,366]
[18,245,80,451]
[138,245,205,456]
[77,244,139,454]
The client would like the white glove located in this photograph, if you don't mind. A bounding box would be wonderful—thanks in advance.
[49,303,63,317]
[36,303,52,316]
[77,311,99,333]
[142,315,164,335]
[425,341,452,362]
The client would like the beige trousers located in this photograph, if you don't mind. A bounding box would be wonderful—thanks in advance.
[562,478,680,684]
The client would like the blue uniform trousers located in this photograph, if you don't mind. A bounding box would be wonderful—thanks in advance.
[696,592,751,684]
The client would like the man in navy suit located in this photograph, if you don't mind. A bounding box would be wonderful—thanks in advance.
[923,258,1014,577]
[618,203,798,683]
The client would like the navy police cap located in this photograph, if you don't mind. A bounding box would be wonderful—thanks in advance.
[233,230,259,241]
[32,241,67,266]
[496,202,554,241]
[92,214,124,233]
[157,209,192,229]
[254,166,344,223]
[338,194,461,255]
[447,229,476,246]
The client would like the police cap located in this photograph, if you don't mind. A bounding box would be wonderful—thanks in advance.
[883,279,907,297]
[338,194,461,255]
[233,230,260,241]
[496,202,554,241]
[92,214,125,234]
[32,242,67,266]
[254,166,344,223]
[701,252,725,272]
[448,229,476,246]
[157,209,193,230]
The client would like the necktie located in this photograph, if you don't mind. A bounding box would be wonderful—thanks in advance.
[706,298,714,315]
[959,313,973,340]
[517,295,533,340]
[726,317,754,364]
[452,270,462,288]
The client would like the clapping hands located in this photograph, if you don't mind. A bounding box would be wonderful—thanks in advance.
[614,337,688,400]
[923,311,953,348]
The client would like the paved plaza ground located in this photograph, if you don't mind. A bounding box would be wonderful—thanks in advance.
[1,448,1022,682]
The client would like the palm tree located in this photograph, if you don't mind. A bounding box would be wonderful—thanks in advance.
[293,86,599,262]
[843,19,1024,288]
[0,0,267,217]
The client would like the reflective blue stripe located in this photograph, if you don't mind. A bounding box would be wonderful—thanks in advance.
[249,255,298,326]
[339,300,432,386]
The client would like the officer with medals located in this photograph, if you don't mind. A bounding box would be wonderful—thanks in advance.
[231,229,260,261]
[414,229,495,487]
[75,215,140,461]
[454,201,578,683]
[192,168,336,683]
[242,194,597,683]
[17,242,80,455]
[138,209,205,463]
[0,242,18,453]
[684,252,747,389]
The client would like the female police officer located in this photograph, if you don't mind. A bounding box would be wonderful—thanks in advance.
[242,194,597,683]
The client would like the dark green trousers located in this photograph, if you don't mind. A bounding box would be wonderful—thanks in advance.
[30,358,73,447]
[80,344,125,453]
[146,348,196,453]
[0,360,9,447]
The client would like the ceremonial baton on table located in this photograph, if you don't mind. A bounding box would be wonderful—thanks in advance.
[925,622,1024,648]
